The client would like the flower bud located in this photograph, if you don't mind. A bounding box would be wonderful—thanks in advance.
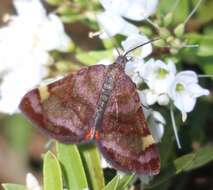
[67,41,75,52]
[153,39,166,47]
[174,23,185,38]
[163,12,173,27]
[157,94,170,105]
[166,36,174,43]
[159,28,171,39]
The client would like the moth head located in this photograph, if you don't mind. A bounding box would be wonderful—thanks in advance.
[116,55,128,66]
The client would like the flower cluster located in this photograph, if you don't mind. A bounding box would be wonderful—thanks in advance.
[0,0,71,114]
[97,0,158,38]
[127,56,209,120]
[96,0,210,144]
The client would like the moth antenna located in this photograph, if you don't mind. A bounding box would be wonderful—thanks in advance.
[124,38,160,57]
[97,19,122,56]
[104,31,121,56]
[141,103,150,110]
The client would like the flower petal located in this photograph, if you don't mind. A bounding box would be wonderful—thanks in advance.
[123,0,159,21]
[26,173,41,190]
[100,0,130,16]
[97,11,139,38]
[152,111,166,124]
[100,156,112,168]
[181,111,187,122]
[148,111,165,143]
[121,34,152,58]
[144,89,158,105]
[138,90,148,107]
[167,59,176,75]
[175,71,198,85]
[143,59,176,94]
[36,14,71,52]
[100,0,159,21]
[14,0,46,21]
[173,93,196,113]
[125,58,145,85]
[188,83,209,98]
[157,94,170,106]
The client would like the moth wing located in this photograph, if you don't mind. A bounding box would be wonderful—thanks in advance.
[96,70,160,175]
[19,65,107,143]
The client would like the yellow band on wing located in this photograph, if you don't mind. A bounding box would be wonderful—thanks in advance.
[143,135,155,150]
[38,84,50,101]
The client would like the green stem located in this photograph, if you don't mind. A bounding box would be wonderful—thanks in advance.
[183,0,203,25]
[198,74,213,78]
[170,104,181,149]
[170,0,181,12]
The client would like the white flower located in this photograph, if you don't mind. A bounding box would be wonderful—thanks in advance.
[35,14,71,52]
[96,11,139,39]
[26,173,41,190]
[121,34,152,58]
[12,0,71,52]
[0,0,71,114]
[0,60,48,114]
[139,59,176,105]
[125,58,145,86]
[100,0,159,21]
[143,59,176,94]
[141,89,170,106]
[148,111,165,143]
[97,0,159,38]
[138,91,165,143]
[101,156,112,168]
[169,71,209,119]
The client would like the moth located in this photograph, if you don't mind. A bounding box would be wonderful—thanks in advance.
[19,44,160,175]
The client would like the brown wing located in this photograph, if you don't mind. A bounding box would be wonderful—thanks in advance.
[96,67,160,175]
[19,65,108,143]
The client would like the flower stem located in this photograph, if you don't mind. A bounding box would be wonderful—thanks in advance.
[145,18,161,32]
[170,104,181,149]
[183,0,203,25]
[170,0,181,12]
[198,74,213,78]
[182,44,199,48]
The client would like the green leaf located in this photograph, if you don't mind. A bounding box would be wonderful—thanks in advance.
[43,151,63,190]
[174,153,196,173]
[76,50,113,66]
[174,0,189,23]
[104,175,120,190]
[202,61,213,75]
[56,142,88,190]
[3,114,32,153]
[104,174,134,190]
[158,0,189,23]
[2,184,27,190]
[116,174,135,190]
[79,144,105,190]
[185,33,213,57]
[148,145,213,188]
[193,0,213,24]
[183,146,213,171]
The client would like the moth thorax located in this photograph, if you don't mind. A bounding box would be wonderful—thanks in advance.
[115,56,128,68]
